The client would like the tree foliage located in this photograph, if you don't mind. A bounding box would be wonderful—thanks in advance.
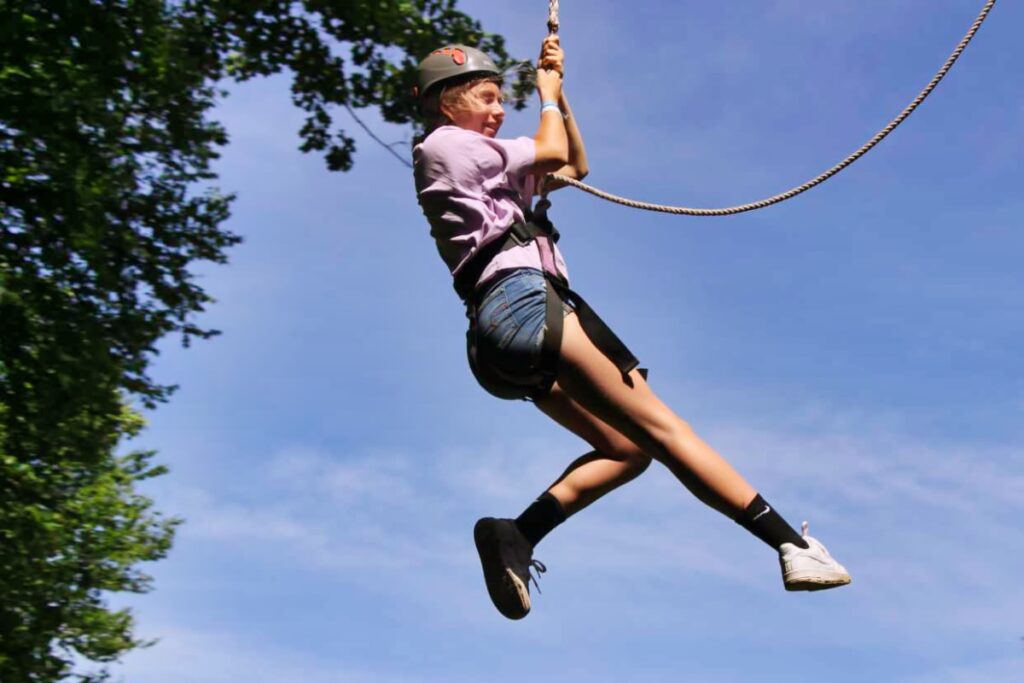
[2,0,228,679]
[1,0,525,680]
[194,0,533,171]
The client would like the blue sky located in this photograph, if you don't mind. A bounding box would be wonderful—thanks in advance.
[110,2,1022,682]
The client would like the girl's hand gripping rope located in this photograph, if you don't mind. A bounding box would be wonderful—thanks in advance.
[539,34,564,77]
[535,36,563,104]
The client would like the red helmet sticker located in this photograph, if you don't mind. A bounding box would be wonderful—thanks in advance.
[431,47,468,66]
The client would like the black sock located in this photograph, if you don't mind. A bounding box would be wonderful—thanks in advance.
[735,494,808,550]
[514,492,567,548]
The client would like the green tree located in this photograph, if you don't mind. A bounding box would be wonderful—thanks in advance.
[197,0,532,171]
[1,1,526,680]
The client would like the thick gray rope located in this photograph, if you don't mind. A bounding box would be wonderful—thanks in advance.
[545,0,997,216]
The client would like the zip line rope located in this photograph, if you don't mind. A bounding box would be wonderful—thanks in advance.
[543,0,997,217]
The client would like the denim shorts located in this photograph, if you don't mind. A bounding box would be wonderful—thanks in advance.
[466,268,573,398]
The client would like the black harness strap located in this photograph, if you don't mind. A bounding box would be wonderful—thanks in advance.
[452,219,559,303]
[545,275,639,378]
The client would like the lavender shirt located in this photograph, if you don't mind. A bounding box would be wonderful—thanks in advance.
[413,125,569,292]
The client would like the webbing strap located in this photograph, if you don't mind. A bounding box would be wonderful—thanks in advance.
[547,275,640,379]
[530,272,565,399]
[453,220,561,303]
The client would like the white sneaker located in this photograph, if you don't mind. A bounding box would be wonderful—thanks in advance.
[779,522,851,591]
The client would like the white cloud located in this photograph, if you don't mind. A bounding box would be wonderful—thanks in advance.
[150,403,1024,655]
[111,624,455,683]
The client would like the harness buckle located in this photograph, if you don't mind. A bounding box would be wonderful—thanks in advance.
[507,221,534,247]
[530,210,560,244]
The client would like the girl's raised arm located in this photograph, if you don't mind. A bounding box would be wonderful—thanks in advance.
[532,35,587,183]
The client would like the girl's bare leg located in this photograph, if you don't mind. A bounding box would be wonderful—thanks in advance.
[533,382,652,516]
[473,314,849,621]
[552,312,757,518]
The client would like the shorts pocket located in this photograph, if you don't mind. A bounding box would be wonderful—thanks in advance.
[469,269,549,386]
[466,322,532,401]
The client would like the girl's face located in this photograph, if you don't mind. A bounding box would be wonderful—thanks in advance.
[444,80,505,137]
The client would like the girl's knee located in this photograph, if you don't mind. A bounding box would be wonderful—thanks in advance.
[629,450,653,475]
[642,414,697,463]
[608,439,652,475]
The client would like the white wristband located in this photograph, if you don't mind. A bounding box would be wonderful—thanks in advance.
[540,102,561,115]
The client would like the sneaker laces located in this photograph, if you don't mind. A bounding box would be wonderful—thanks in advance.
[498,531,547,594]
[801,521,810,537]
[527,559,547,594]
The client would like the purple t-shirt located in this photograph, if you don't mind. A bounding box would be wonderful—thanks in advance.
[413,125,569,292]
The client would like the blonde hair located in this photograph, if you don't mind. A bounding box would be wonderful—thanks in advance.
[421,74,504,134]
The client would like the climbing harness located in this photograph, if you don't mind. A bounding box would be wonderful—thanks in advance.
[541,0,998,216]
[456,212,645,402]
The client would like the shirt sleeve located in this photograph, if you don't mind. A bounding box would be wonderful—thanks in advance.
[416,128,538,207]
[414,129,482,192]
[499,136,536,181]
[497,135,538,201]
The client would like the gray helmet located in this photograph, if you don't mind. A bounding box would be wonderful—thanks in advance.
[415,45,501,99]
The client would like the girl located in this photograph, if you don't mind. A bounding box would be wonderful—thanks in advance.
[412,36,850,620]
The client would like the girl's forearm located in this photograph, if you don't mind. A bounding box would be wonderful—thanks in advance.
[533,84,569,172]
[559,91,588,178]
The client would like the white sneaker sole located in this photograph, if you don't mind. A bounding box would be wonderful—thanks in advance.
[502,568,531,613]
[784,571,852,592]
